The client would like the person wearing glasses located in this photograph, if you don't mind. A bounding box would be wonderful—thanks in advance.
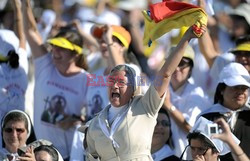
[151,108,180,161]
[163,45,210,157]
[183,117,249,161]
[0,110,36,161]
[80,26,206,161]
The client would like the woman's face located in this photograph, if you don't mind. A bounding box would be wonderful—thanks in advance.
[51,46,77,68]
[35,150,53,161]
[190,139,218,161]
[152,113,170,149]
[223,85,249,110]
[171,58,192,90]
[3,120,28,153]
[107,70,134,107]
[98,37,125,59]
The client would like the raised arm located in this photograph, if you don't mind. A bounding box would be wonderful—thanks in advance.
[22,0,47,59]
[162,88,191,133]
[154,27,203,97]
[212,118,250,161]
[102,25,126,66]
[198,30,219,68]
[12,0,26,49]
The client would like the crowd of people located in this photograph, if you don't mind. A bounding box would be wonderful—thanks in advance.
[0,0,250,161]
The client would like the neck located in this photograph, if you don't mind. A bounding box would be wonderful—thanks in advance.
[151,143,164,154]
[171,80,186,91]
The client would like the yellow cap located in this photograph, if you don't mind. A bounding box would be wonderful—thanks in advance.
[47,37,83,54]
[183,45,195,61]
[169,44,195,62]
[230,43,250,53]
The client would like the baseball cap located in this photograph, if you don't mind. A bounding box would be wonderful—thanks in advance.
[230,42,250,53]
[219,62,250,87]
[169,44,195,62]
[91,25,131,48]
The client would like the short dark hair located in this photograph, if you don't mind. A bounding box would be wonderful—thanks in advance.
[187,131,219,153]
[214,83,227,104]
[34,145,58,161]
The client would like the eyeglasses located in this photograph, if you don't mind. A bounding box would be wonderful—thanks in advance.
[190,145,209,155]
[3,128,26,134]
[178,58,192,69]
[156,120,171,127]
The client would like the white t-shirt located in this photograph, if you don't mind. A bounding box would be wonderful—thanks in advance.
[33,53,89,158]
[86,68,110,118]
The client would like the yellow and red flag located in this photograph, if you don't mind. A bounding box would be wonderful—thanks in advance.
[143,0,207,46]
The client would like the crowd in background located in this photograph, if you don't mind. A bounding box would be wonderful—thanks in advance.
[0,0,250,161]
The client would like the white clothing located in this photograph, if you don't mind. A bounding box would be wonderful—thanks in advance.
[70,125,85,161]
[0,148,19,161]
[33,54,89,158]
[152,145,175,161]
[170,79,211,157]
[207,53,235,100]
[86,68,110,118]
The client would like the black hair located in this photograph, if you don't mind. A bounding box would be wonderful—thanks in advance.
[187,131,219,154]
[235,34,250,46]
[214,83,227,104]
[34,145,58,161]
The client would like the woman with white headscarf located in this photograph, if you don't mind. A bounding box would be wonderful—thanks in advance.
[0,110,36,161]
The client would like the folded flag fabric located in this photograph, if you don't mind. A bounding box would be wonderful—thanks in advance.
[143,0,207,46]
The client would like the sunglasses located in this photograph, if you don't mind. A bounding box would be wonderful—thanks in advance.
[4,128,26,134]
[156,120,171,127]
[190,145,209,155]
[178,58,192,69]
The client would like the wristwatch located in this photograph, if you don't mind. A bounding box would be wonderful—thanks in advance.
[169,105,176,112]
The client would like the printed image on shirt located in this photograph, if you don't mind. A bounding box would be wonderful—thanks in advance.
[89,93,103,116]
[41,93,67,124]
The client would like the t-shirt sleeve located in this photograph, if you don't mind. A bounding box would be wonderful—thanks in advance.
[33,53,53,79]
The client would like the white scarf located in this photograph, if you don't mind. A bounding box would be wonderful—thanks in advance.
[98,104,130,148]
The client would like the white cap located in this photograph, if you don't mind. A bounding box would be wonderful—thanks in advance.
[219,62,250,87]
[190,117,240,155]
